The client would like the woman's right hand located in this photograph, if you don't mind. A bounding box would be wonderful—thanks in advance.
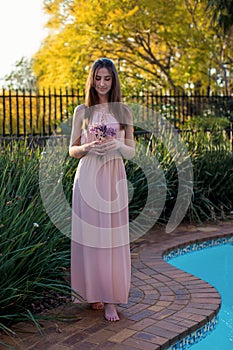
[86,140,106,156]
[70,139,107,158]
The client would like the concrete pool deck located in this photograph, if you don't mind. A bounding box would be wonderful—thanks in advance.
[1,221,233,350]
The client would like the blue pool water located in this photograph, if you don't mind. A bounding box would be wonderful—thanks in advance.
[168,244,233,349]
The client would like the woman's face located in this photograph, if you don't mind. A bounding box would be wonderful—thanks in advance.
[94,67,112,97]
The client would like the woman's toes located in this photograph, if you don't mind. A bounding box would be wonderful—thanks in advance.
[91,302,104,310]
[104,304,120,321]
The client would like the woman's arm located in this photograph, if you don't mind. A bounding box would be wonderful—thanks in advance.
[119,122,135,159]
[69,104,87,159]
[69,105,108,158]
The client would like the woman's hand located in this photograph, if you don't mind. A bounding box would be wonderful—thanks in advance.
[86,136,135,159]
[102,135,135,160]
[87,140,109,156]
[70,138,120,158]
[87,138,121,156]
[98,138,121,153]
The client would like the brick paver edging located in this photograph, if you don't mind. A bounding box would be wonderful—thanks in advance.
[127,223,233,349]
[0,223,232,350]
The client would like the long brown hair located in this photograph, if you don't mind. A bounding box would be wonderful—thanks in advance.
[85,58,121,106]
[84,58,130,130]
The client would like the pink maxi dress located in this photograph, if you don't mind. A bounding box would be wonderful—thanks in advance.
[71,110,131,304]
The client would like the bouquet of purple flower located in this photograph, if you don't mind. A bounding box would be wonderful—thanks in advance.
[89,123,117,140]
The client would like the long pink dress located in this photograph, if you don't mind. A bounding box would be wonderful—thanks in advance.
[71,111,131,304]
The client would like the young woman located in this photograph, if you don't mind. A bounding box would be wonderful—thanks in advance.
[69,58,135,321]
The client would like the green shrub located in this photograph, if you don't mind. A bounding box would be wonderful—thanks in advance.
[180,116,233,221]
[142,132,233,224]
[181,115,232,152]
[0,140,72,335]
[188,150,233,222]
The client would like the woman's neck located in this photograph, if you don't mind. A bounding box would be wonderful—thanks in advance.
[98,95,109,104]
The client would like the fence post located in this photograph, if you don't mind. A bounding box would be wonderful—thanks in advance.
[2,89,6,136]
[29,89,33,135]
[48,88,52,135]
[16,89,20,135]
[42,88,46,135]
[9,90,13,135]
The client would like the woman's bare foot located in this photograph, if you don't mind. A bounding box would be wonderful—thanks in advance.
[104,303,120,321]
[90,302,104,310]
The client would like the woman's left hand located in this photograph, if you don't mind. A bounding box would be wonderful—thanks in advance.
[100,138,121,153]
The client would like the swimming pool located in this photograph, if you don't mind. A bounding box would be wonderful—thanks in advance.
[167,241,233,349]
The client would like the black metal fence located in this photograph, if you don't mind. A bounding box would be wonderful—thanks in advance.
[0,88,233,137]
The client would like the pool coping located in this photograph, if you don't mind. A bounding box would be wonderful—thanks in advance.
[1,222,233,350]
[129,223,233,349]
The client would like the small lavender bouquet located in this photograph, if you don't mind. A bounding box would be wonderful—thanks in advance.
[89,122,117,140]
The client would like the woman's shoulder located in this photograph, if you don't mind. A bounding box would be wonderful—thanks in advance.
[73,104,87,121]
[120,103,133,123]
[74,104,86,114]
